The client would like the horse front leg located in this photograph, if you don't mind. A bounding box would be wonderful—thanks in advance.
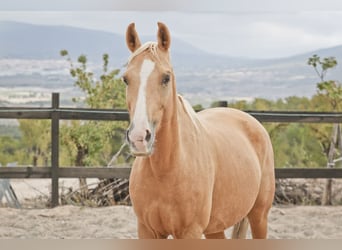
[137,222,167,239]
[205,231,226,239]
[173,225,203,239]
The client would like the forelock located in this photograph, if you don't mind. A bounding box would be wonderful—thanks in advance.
[127,42,158,65]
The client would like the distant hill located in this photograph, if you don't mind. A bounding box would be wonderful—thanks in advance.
[0,21,232,68]
[0,21,133,64]
[2,21,342,69]
[1,21,342,104]
[292,45,342,62]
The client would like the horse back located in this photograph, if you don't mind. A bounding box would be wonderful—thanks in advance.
[197,107,273,171]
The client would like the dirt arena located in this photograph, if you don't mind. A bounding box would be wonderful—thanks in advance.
[1,179,342,239]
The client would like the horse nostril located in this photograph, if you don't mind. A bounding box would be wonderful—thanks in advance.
[126,129,130,143]
[145,129,152,142]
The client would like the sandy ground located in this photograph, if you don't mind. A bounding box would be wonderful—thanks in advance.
[1,179,342,239]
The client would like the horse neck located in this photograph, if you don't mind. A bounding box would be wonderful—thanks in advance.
[145,80,183,174]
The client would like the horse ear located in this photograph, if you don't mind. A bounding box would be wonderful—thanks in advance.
[157,22,171,51]
[126,23,142,52]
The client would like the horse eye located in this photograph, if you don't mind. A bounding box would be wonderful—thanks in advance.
[161,74,170,86]
[121,76,129,85]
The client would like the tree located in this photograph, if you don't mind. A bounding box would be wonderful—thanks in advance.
[308,54,341,110]
[0,136,26,166]
[19,119,50,166]
[60,51,126,109]
[308,54,342,205]
[60,50,128,195]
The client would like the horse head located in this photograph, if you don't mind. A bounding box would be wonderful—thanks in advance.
[123,22,175,156]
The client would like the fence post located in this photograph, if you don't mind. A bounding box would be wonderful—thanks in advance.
[323,123,339,205]
[51,93,60,207]
[217,101,228,107]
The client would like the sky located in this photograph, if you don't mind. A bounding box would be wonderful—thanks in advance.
[1,0,342,11]
[1,1,342,59]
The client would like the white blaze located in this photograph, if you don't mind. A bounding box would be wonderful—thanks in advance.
[132,59,155,130]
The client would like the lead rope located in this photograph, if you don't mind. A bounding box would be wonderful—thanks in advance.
[107,142,128,167]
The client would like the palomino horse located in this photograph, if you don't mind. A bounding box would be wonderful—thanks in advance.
[123,22,275,239]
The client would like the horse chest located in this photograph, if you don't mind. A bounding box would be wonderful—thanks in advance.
[140,197,192,234]
[131,174,202,212]
[129,167,212,234]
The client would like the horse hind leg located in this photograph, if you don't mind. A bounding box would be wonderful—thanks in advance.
[204,218,249,239]
[247,206,270,239]
[246,183,274,239]
[231,217,249,239]
[247,169,275,238]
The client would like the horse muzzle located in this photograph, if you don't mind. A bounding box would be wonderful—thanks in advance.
[126,126,155,157]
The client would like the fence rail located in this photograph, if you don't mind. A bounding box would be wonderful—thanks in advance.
[1,166,342,179]
[0,108,130,121]
[1,93,342,207]
[0,166,131,179]
[1,108,342,123]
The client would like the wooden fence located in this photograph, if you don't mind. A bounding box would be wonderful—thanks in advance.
[1,93,342,207]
